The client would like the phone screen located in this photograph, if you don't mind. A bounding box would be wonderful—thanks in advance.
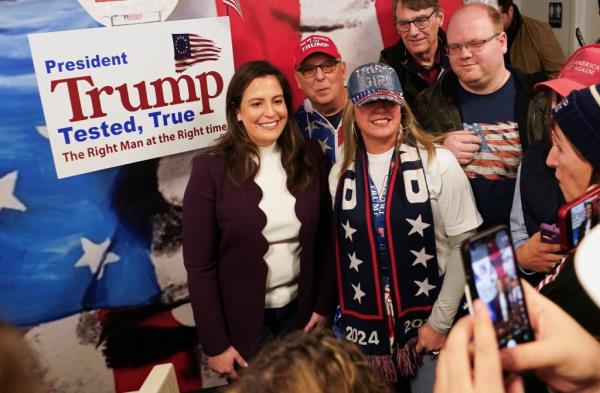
[567,196,598,248]
[464,227,534,348]
[558,185,600,250]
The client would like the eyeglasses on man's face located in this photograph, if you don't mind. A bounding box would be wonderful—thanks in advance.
[394,9,437,33]
[296,60,340,78]
[445,32,502,56]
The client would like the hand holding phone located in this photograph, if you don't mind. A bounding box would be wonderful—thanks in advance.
[434,299,510,393]
[462,226,534,348]
[437,280,600,393]
[539,223,560,244]
[514,232,564,273]
[500,281,600,393]
[558,185,600,250]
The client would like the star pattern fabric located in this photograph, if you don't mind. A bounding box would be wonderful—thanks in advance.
[295,106,340,167]
[352,282,366,304]
[335,149,443,335]
[414,278,437,297]
[406,214,430,237]
[0,0,162,330]
[410,247,433,268]
[74,237,121,280]
[342,220,357,241]
[318,137,332,154]
[348,252,363,272]
[0,171,27,213]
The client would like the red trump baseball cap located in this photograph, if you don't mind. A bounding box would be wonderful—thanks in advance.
[535,44,600,97]
[294,34,341,67]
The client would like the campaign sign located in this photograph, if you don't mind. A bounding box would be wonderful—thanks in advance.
[29,17,233,178]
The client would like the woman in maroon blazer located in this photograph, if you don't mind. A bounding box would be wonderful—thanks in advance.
[182,61,334,380]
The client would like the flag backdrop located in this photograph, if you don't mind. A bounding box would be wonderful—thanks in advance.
[0,0,461,391]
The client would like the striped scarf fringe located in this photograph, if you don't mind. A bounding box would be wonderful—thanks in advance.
[367,336,423,384]
[396,336,423,377]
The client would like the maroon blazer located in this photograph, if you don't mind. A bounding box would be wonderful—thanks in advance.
[182,141,334,358]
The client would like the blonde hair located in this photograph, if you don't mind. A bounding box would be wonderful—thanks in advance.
[339,99,440,175]
[226,330,391,393]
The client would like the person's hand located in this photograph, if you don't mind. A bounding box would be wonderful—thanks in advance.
[442,130,482,165]
[515,232,565,273]
[434,300,523,393]
[207,346,248,380]
[416,321,446,353]
[303,312,327,332]
[500,281,600,393]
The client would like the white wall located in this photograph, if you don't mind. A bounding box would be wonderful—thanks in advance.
[576,0,600,46]
[519,0,599,58]
[519,0,572,57]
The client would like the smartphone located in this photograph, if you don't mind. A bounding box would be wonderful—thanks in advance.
[462,225,534,348]
[557,185,600,250]
[539,223,560,244]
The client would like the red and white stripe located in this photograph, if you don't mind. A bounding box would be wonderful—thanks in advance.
[464,122,523,181]
[175,34,221,73]
[222,0,243,18]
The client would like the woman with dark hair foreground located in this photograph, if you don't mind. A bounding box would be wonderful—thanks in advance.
[536,83,600,337]
[183,61,334,380]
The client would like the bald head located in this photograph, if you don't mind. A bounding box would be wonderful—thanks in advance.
[446,2,509,94]
[448,2,503,33]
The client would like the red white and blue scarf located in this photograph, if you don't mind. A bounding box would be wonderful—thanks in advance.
[334,142,442,383]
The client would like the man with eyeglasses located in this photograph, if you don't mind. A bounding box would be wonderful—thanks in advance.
[294,35,348,168]
[414,2,547,231]
[379,0,449,107]
[498,0,564,79]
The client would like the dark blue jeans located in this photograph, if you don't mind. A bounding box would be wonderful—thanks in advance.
[235,299,299,375]
[258,298,299,349]
[199,299,300,391]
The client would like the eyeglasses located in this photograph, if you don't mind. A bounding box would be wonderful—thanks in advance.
[394,9,437,33]
[296,60,340,78]
[445,32,502,56]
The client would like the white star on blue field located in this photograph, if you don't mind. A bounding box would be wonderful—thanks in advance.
[0,0,160,326]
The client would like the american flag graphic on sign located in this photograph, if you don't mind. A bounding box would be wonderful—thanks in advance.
[172,34,221,73]
[222,0,243,18]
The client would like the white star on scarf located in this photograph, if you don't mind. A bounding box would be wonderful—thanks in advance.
[352,282,366,304]
[74,237,121,280]
[406,214,430,237]
[348,252,363,272]
[318,137,332,154]
[0,171,27,213]
[342,220,357,241]
[414,278,437,297]
[411,247,434,268]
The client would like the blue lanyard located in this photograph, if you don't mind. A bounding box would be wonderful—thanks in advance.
[367,150,396,260]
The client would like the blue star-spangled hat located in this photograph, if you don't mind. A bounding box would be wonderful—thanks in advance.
[348,63,404,106]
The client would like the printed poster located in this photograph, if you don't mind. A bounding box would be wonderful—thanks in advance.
[29,17,233,178]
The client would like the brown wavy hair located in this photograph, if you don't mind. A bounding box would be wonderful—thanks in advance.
[206,60,315,192]
[226,330,391,393]
[339,99,440,176]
